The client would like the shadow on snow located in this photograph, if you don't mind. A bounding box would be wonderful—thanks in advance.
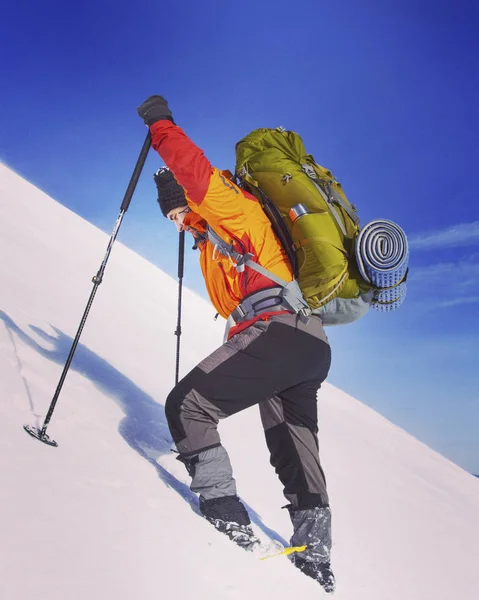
[0,310,287,546]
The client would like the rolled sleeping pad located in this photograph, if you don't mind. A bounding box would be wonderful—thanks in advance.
[355,219,409,312]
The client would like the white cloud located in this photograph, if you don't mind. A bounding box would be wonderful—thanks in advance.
[407,260,479,311]
[438,296,479,308]
[409,221,479,250]
[409,260,479,288]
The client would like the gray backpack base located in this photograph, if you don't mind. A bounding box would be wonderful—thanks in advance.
[314,291,374,326]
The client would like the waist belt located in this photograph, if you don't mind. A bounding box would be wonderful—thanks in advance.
[231,287,297,325]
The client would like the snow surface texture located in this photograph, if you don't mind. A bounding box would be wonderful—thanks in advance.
[1,162,478,599]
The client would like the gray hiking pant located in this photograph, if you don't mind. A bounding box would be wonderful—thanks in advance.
[165,313,331,509]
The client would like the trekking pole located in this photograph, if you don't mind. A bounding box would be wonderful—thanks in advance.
[174,230,185,385]
[24,132,152,447]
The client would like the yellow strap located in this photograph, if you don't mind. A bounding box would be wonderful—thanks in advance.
[375,288,406,305]
[259,544,308,561]
[244,171,259,189]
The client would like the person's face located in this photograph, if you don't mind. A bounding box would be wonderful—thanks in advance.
[167,206,190,232]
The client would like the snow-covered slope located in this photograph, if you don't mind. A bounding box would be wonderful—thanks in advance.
[1,162,478,600]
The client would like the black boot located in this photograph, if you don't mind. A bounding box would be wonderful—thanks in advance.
[200,495,260,551]
[288,505,335,593]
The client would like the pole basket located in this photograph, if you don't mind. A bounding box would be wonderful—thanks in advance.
[23,424,58,447]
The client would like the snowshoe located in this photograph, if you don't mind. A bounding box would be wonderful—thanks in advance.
[295,557,336,593]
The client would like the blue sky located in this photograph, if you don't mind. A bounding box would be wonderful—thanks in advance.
[1,0,478,473]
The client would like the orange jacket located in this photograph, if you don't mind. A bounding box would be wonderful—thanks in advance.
[150,120,294,337]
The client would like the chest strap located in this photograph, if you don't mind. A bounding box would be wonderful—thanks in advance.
[206,226,311,321]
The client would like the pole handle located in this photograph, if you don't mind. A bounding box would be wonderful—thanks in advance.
[178,229,185,279]
[175,230,185,385]
[120,131,152,212]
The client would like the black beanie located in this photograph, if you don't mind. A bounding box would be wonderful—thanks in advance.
[153,167,188,217]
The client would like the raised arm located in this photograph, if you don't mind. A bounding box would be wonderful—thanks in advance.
[137,95,247,232]
[149,120,212,206]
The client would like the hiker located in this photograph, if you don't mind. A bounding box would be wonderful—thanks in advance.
[137,95,335,593]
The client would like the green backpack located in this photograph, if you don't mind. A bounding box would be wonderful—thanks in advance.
[235,127,373,324]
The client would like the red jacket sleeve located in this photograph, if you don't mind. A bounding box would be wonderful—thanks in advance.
[149,120,212,206]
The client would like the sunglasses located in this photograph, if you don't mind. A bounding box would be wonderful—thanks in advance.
[168,207,191,222]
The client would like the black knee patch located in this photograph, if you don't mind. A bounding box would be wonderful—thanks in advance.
[266,422,327,508]
[164,379,194,444]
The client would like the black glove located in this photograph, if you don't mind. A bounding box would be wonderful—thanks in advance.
[153,167,187,217]
[137,95,174,126]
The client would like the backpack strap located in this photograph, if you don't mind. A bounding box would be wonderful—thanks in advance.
[236,170,299,277]
[301,164,360,234]
[206,226,311,321]
[327,183,360,226]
